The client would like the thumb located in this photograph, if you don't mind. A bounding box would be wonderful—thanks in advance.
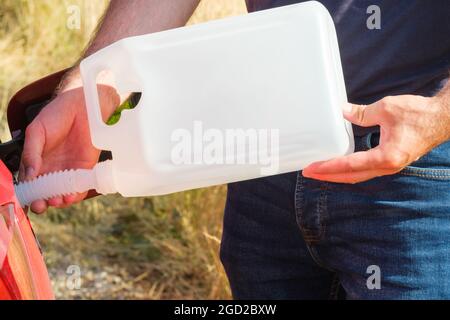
[20,121,45,181]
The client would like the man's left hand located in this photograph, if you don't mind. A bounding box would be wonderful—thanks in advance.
[302,94,450,183]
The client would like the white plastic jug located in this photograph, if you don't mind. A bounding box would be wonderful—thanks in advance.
[15,1,354,206]
[80,1,354,197]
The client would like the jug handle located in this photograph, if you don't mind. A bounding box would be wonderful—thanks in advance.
[80,54,116,150]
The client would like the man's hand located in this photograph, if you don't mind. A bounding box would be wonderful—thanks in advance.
[302,93,450,184]
[19,85,119,213]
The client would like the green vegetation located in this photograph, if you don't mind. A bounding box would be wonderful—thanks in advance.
[107,96,136,125]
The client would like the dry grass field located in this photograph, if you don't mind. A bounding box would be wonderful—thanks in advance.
[0,0,248,299]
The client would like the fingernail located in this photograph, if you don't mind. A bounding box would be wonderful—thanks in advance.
[343,103,352,113]
[25,167,35,180]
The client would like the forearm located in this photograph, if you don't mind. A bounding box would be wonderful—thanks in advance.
[85,0,200,55]
[60,0,200,91]
[435,76,450,141]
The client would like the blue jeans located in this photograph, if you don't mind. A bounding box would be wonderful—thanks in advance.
[221,132,450,299]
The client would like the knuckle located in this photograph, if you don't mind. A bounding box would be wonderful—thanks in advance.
[377,99,389,112]
[378,97,396,114]
[356,106,367,124]
[384,151,409,170]
[20,152,34,167]
[24,122,36,137]
[376,100,396,122]
[381,96,393,104]
[25,120,43,138]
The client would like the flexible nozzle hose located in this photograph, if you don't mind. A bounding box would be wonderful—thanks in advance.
[14,160,117,207]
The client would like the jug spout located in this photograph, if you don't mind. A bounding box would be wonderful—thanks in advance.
[14,160,117,207]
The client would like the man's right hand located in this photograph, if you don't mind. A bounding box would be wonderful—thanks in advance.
[20,85,120,213]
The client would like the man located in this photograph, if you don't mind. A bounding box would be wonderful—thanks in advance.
[21,0,450,299]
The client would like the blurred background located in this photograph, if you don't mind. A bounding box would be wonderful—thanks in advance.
[0,0,248,299]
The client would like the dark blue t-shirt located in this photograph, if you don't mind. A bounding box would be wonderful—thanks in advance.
[246,0,450,131]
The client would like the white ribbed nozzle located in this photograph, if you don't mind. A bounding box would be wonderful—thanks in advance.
[14,160,116,207]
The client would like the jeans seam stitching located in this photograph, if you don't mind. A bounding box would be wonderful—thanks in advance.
[399,171,450,179]
[316,183,329,241]
[295,172,317,239]
[295,172,324,242]
[402,167,450,173]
